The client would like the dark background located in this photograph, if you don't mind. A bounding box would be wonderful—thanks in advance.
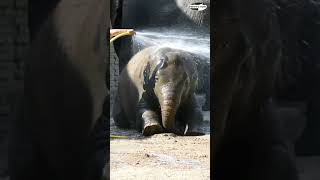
[0,0,27,178]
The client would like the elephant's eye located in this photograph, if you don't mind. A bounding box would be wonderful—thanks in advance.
[155,75,159,81]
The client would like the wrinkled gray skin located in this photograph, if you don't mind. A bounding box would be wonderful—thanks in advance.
[113,47,203,136]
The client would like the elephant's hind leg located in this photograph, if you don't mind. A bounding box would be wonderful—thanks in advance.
[112,90,130,128]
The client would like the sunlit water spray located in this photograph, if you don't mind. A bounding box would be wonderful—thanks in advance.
[132,29,210,60]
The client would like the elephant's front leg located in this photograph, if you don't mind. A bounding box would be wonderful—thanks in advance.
[136,94,163,136]
[141,110,163,136]
[181,94,204,136]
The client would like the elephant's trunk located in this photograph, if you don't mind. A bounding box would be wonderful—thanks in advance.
[159,84,181,130]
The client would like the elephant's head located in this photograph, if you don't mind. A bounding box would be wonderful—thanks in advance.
[144,47,198,130]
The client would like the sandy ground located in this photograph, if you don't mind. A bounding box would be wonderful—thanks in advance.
[109,110,320,180]
[110,111,211,180]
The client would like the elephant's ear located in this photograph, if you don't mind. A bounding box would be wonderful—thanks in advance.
[183,53,198,78]
[182,53,200,90]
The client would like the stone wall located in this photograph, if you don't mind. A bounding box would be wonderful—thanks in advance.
[110,43,119,116]
[0,0,27,177]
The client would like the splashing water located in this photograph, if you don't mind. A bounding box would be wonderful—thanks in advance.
[132,29,210,60]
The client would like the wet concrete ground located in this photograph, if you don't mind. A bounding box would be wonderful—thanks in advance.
[110,111,210,139]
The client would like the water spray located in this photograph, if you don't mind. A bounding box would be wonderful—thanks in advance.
[132,29,210,59]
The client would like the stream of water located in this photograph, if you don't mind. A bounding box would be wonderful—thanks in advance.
[132,29,210,59]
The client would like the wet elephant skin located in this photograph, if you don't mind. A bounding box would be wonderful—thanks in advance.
[113,47,204,136]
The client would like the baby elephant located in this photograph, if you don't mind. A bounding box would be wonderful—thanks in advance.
[113,46,204,136]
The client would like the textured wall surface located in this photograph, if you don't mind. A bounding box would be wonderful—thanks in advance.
[0,0,27,177]
[110,43,119,116]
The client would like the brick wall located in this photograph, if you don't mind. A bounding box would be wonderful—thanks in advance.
[110,43,119,116]
[0,0,27,177]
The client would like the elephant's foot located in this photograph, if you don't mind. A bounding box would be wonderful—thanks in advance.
[184,124,205,136]
[141,111,163,136]
[143,122,163,136]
